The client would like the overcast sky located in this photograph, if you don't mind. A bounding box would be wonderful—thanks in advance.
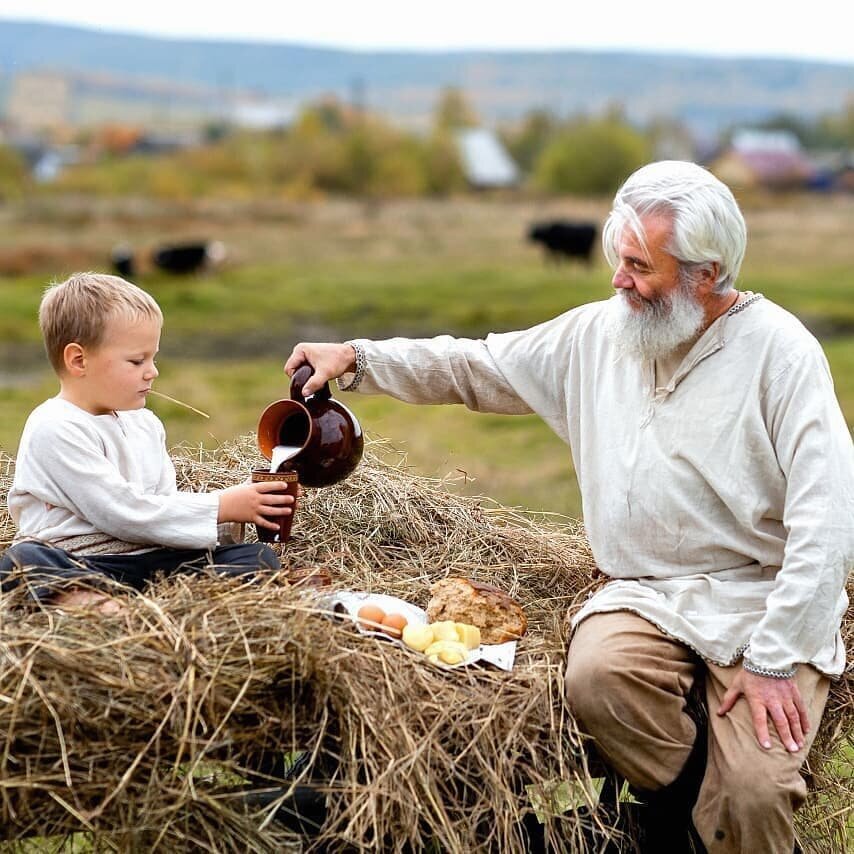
[2,1,853,64]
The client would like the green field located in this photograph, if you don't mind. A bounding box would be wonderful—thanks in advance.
[1,193,853,518]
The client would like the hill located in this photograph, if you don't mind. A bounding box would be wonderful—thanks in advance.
[0,19,852,133]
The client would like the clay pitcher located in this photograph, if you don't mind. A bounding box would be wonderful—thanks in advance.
[257,364,364,488]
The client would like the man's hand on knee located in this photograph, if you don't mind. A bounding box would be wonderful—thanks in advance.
[717,667,809,754]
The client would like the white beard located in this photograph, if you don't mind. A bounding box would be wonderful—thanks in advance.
[604,284,706,362]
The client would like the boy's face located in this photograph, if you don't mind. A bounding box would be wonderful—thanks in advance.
[70,315,161,415]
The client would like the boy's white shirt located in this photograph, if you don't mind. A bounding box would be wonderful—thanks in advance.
[8,397,220,554]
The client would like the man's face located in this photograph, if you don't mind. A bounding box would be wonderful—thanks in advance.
[610,211,682,306]
[606,212,705,361]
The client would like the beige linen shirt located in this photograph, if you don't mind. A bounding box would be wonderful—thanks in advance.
[8,397,220,555]
[347,297,854,676]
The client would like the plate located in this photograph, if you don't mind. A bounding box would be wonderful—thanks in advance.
[329,591,516,671]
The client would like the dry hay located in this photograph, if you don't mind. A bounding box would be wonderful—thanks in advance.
[0,438,851,853]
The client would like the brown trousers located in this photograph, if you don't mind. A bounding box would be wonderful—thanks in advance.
[564,612,829,854]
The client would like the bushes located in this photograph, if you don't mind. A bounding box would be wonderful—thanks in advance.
[533,118,652,195]
[51,110,467,201]
[0,145,30,200]
[47,98,657,200]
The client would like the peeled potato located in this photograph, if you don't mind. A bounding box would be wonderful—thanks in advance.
[454,622,481,650]
[427,646,466,666]
[429,621,460,642]
[425,640,468,665]
[402,623,434,652]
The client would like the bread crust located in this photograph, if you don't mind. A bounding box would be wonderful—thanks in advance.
[426,577,527,644]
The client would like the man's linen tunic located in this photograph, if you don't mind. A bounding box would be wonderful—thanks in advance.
[8,398,220,555]
[347,298,854,676]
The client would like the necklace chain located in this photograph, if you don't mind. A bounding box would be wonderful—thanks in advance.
[727,292,764,317]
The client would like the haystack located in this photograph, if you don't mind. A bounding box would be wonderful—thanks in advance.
[0,438,851,852]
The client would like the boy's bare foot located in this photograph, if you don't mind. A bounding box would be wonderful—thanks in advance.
[54,588,127,616]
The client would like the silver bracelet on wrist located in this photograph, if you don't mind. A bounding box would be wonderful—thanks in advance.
[742,659,797,679]
[337,341,366,392]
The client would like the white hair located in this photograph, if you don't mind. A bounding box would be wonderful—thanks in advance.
[602,161,747,293]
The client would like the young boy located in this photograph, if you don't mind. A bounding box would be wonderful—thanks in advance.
[0,272,293,609]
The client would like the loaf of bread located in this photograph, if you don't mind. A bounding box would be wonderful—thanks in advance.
[426,578,527,644]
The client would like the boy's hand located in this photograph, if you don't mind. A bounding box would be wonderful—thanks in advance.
[284,342,357,397]
[218,482,295,531]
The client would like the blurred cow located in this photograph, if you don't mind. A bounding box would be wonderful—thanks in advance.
[111,241,226,277]
[528,221,597,265]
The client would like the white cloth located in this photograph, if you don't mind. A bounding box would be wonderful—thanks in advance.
[7,397,220,554]
[347,297,854,676]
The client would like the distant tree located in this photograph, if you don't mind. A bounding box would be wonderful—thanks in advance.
[646,116,696,161]
[314,98,349,133]
[0,145,29,199]
[534,118,651,195]
[421,132,467,194]
[502,109,558,174]
[433,87,479,133]
[815,99,854,148]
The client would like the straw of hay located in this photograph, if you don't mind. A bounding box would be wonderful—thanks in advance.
[0,437,851,853]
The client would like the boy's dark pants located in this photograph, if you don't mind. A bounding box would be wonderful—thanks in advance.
[0,540,280,600]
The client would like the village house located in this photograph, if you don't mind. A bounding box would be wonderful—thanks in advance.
[710,129,816,190]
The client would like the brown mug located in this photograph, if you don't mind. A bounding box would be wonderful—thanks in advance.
[257,364,364,488]
[251,470,299,544]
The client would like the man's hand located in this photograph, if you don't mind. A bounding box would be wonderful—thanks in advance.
[284,342,357,397]
[717,666,809,753]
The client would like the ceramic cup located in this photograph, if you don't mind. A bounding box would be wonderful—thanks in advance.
[251,469,299,544]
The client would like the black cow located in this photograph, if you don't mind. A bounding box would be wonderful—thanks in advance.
[528,220,597,265]
[152,241,226,275]
[111,241,226,277]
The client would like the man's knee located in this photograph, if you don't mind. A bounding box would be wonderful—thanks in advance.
[565,631,698,791]
[565,644,629,732]
[565,628,631,720]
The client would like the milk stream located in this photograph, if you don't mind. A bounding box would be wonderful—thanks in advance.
[270,444,302,473]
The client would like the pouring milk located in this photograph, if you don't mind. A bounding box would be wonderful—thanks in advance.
[270,444,302,473]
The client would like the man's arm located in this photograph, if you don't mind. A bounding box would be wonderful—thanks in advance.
[285,336,535,415]
[720,343,854,751]
[283,307,591,425]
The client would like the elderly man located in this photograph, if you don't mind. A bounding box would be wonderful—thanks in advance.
[284,161,854,853]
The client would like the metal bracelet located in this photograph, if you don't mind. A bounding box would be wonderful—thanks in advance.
[337,341,366,392]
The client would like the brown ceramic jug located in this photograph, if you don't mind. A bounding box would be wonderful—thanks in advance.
[257,364,364,488]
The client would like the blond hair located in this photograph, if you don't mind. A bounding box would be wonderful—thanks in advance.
[39,272,163,373]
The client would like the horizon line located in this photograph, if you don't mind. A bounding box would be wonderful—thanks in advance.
[1,16,852,68]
